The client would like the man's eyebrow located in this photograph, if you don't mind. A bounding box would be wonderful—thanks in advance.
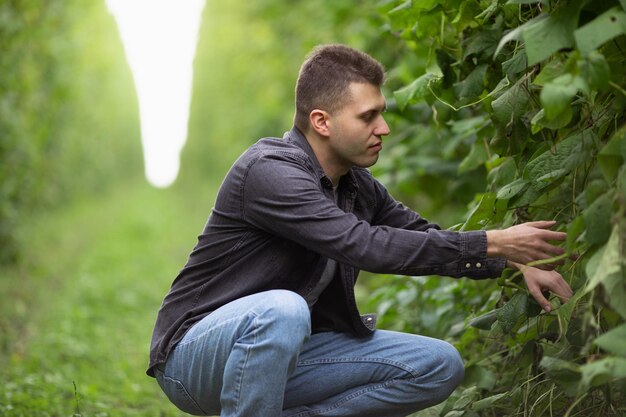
[360,103,387,116]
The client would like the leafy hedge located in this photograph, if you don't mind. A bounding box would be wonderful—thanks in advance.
[182,1,374,182]
[360,0,626,415]
[0,1,141,264]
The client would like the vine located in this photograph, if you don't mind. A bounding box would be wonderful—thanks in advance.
[365,0,626,415]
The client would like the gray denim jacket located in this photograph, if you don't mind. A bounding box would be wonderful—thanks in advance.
[147,127,506,376]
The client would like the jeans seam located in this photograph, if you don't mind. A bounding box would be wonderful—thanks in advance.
[177,313,256,347]
[285,376,413,417]
[232,311,259,415]
[297,357,420,378]
[158,372,208,415]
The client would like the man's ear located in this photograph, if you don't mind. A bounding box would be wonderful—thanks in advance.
[309,109,331,137]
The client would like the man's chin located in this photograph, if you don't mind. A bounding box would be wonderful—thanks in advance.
[356,157,379,169]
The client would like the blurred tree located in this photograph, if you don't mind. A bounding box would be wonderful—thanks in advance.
[0,0,142,264]
[181,0,376,184]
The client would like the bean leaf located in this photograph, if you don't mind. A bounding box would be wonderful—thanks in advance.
[496,293,527,333]
[394,73,439,110]
[575,7,626,56]
[593,324,626,357]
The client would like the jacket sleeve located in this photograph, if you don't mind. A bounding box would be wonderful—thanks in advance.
[242,154,505,279]
[367,175,507,277]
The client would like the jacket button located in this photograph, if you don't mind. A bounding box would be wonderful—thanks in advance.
[465,262,471,268]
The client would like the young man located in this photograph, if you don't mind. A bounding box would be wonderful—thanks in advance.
[148,44,573,417]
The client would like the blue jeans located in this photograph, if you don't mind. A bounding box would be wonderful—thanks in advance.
[155,290,464,417]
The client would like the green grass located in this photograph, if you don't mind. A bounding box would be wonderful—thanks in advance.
[0,177,218,416]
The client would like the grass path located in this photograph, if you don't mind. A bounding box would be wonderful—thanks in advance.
[0,178,218,416]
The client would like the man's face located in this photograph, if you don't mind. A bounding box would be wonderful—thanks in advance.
[326,82,390,173]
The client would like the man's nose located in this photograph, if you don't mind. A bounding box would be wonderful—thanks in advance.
[375,115,390,137]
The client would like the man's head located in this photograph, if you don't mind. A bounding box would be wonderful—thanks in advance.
[294,44,385,132]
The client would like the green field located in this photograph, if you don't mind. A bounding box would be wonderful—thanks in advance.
[0,179,217,416]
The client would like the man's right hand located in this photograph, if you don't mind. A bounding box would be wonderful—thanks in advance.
[486,221,567,270]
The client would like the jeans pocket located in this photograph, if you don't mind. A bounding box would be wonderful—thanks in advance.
[156,370,206,415]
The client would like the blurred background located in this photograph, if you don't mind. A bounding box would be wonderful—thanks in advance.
[2,0,624,415]
[0,1,412,415]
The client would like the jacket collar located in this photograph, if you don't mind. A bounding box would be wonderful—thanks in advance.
[285,126,358,192]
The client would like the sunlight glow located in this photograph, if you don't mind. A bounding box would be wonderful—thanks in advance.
[107,0,205,188]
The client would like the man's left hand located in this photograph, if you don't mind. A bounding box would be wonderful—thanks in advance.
[516,264,573,312]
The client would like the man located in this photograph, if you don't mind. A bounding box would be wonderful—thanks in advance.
[148,44,573,417]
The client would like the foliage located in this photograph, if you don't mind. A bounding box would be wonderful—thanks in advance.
[359,0,626,415]
[2,0,625,415]
[0,0,142,264]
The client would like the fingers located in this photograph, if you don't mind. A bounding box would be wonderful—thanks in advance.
[523,268,574,312]
[523,220,558,230]
[533,263,556,271]
[515,222,568,266]
[523,246,566,270]
[535,243,565,259]
[488,221,568,266]
[551,274,574,302]
[528,222,567,243]
[521,220,567,241]
[554,290,573,305]
[527,281,553,312]
[543,274,572,299]
[539,230,567,241]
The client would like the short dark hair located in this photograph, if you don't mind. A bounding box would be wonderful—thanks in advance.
[294,44,385,132]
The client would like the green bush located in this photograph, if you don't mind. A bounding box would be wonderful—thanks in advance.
[358,1,626,415]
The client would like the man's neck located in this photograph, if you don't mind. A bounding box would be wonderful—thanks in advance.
[304,131,347,187]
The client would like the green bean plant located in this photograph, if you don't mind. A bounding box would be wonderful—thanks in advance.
[362,0,626,415]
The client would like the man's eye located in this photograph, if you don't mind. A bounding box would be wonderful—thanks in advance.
[361,112,376,122]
